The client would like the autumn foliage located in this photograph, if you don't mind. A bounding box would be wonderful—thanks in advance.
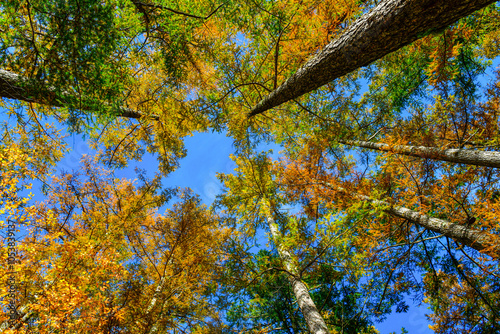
[1,0,500,333]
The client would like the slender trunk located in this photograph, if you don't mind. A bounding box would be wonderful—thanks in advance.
[320,182,498,256]
[0,69,153,120]
[266,204,330,334]
[0,304,34,333]
[144,277,166,316]
[248,0,495,117]
[341,140,500,168]
[143,276,169,334]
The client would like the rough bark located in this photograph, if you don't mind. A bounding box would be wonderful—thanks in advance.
[0,69,154,120]
[248,0,496,117]
[266,208,330,334]
[320,182,499,256]
[341,140,500,168]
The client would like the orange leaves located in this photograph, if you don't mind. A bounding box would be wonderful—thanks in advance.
[0,144,38,233]
[425,29,464,88]
[120,190,229,332]
[275,139,363,216]
[278,0,363,63]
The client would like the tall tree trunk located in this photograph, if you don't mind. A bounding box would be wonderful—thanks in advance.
[248,0,496,117]
[340,140,500,168]
[319,182,499,256]
[266,204,330,334]
[0,69,153,120]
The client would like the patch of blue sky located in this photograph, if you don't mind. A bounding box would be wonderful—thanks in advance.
[233,31,251,48]
[5,46,15,55]
[476,56,500,101]
[160,131,236,205]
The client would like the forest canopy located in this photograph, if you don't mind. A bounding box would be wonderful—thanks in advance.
[1,0,500,333]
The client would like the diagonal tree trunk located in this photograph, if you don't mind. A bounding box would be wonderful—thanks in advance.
[265,201,330,334]
[248,0,496,117]
[0,302,36,333]
[319,182,499,256]
[0,69,156,120]
[340,140,500,168]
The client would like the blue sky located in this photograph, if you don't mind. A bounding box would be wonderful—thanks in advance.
[161,132,237,204]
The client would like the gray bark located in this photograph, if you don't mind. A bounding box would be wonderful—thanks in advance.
[266,208,330,334]
[248,0,496,117]
[320,182,499,255]
[0,69,152,120]
[341,140,500,168]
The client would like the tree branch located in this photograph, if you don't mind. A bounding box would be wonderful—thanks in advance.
[0,69,157,120]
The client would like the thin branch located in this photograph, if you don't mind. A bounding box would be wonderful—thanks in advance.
[376,231,443,252]
[133,1,224,20]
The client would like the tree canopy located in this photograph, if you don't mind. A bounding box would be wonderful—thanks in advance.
[1,0,500,333]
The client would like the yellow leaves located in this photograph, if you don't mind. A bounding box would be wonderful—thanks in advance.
[480,29,500,58]
[0,144,38,234]
[423,267,498,333]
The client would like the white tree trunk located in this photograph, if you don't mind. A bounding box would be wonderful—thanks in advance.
[0,69,151,120]
[341,140,500,168]
[248,0,496,117]
[266,208,330,334]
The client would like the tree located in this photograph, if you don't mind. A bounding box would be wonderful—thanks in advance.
[0,0,226,174]
[223,248,379,334]
[0,152,229,333]
[318,181,499,255]
[339,139,500,168]
[216,153,331,333]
